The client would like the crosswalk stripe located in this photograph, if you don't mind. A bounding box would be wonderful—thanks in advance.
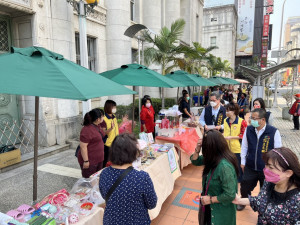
[38,164,82,178]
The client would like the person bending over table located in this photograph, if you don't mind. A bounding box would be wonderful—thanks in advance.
[99,133,157,225]
[191,130,239,225]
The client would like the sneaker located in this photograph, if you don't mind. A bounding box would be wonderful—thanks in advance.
[237,205,246,211]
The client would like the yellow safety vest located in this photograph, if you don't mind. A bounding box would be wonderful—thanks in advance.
[103,115,119,147]
[223,117,243,153]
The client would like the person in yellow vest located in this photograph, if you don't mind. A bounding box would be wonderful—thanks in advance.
[223,102,247,182]
[101,100,128,167]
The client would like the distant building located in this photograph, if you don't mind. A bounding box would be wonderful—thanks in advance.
[202,1,238,77]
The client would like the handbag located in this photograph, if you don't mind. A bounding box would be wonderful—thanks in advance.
[198,169,215,225]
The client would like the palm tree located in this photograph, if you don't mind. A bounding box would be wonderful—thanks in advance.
[143,19,185,108]
[206,55,234,77]
[175,42,218,104]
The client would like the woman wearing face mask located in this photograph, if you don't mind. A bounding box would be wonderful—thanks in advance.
[233,147,300,224]
[180,92,193,121]
[253,98,273,125]
[102,100,128,167]
[223,102,247,182]
[78,108,105,178]
[140,96,155,137]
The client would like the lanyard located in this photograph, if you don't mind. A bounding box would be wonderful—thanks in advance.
[201,169,215,212]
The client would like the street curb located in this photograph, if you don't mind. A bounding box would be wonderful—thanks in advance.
[0,144,70,173]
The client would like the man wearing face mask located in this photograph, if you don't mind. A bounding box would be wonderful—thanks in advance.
[180,92,193,120]
[237,108,282,211]
[199,92,226,132]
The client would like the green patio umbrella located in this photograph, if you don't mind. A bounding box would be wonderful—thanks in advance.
[165,70,216,87]
[0,47,136,100]
[100,63,185,87]
[207,76,233,85]
[100,64,185,129]
[0,46,136,201]
[222,77,241,85]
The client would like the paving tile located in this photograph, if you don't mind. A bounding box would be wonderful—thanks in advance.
[156,214,185,225]
[183,220,198,225]
[185,209,198,222]
[151,213,165,225]
[165,205,190,219]
[184,181,202,190]
[237,208,258,224]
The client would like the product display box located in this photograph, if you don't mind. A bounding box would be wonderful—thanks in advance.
[0,149,21,168]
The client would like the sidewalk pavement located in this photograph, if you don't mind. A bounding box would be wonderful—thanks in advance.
[269,107,300,158]
[151,106,299,225]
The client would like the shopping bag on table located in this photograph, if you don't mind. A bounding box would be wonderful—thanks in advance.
[119,120,133,134]
[161,118,170,129]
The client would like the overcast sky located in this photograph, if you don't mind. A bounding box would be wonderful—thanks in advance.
[269,0,300,59]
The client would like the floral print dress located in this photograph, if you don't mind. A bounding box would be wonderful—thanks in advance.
[249,181,300,225]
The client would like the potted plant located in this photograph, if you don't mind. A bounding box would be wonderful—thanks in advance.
[281,90,293,120]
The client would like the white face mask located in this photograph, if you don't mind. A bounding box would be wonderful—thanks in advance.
[112,108,117,114]
[146,103,151,108]
[210,101,217,107]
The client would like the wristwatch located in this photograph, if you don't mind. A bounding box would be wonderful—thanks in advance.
[84,160,89,163]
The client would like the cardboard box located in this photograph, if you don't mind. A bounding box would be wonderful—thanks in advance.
[0,149,21,168]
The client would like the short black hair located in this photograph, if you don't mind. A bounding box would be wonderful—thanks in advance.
[109,133,140,165]
[183,92,189,98]
[252,108,267,119]
[182,90,188,95]
[225,102,240,116]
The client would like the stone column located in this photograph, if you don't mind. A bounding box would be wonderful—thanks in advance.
[105,0,132,105]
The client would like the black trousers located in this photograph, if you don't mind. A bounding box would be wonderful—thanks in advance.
[293,115,299,130]
[103,145,110,168]
[235,153,243,183]
[240,166,265,198]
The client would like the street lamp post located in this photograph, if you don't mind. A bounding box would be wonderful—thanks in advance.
[273,0,287,107]
[67,0,98,116]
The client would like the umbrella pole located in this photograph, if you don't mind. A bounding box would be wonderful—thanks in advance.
[33,96,39,202]
[132,93,135,133]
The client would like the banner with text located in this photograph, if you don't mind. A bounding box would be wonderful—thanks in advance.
[236,0,256,56]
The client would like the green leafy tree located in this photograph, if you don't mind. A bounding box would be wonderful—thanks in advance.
[143,19,185,108]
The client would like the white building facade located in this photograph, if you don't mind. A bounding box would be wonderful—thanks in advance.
[0,0,204,150]
[202,2,237,77]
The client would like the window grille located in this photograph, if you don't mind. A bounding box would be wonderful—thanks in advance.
[0,20,10,53]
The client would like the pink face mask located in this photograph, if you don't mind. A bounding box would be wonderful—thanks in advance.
[253,105,261,109]
[263,168,280,183]
[146,103,151,108]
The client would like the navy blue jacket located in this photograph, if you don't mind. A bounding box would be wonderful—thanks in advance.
[204,105,226,129]
[245,125,277,171]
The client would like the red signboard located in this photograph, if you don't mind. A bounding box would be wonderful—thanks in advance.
[266,0,274,14]
[263,15,270,37]
[261,38,268,68]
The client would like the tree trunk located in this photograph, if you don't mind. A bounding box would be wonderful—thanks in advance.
[162,88,165,108]
[177,87,180,103]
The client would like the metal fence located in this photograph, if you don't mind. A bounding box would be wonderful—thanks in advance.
[0,119,47,154]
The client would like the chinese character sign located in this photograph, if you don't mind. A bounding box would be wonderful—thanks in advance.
[261,38,268,68]
[263,15,270,37]
[236,0,256,56]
